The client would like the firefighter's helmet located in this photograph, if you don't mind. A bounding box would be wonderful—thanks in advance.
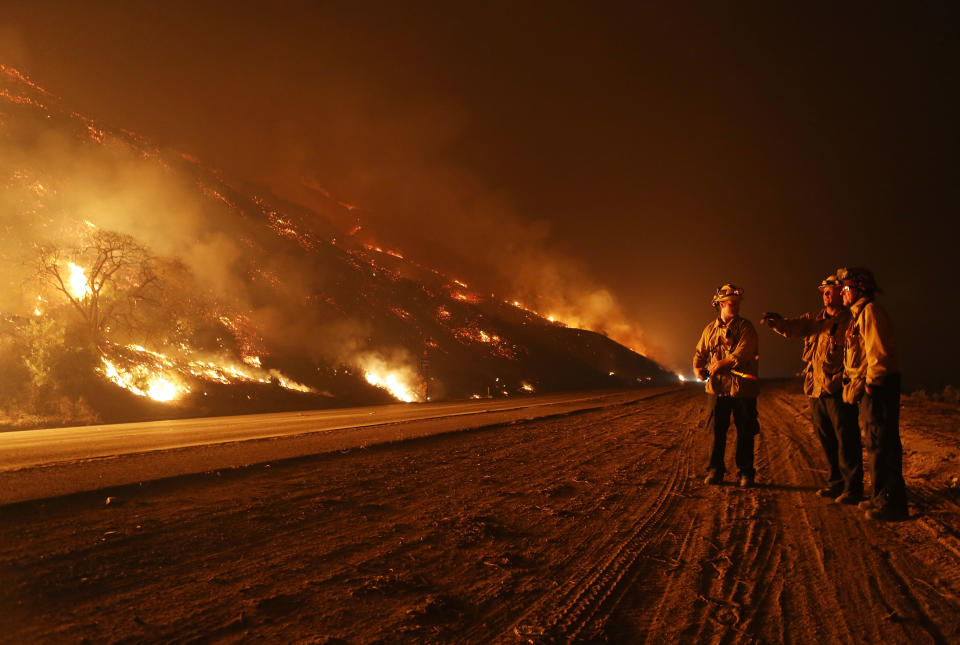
[837,267,882,294]
[711,283,744,307]
[818,274,841,291]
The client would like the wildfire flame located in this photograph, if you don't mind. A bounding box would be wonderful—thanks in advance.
[97,343,314,402]
[67,263,90,300]
[99,358,190,402]
[357,353,423,403]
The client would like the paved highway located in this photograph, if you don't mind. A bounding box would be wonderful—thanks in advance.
[0,386,679,504]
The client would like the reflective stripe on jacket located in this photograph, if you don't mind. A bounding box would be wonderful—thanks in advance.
[843,298,899,404]
[693,316,759,398]
[768,308,850,397]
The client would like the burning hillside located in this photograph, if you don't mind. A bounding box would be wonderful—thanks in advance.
[0,65,673,427]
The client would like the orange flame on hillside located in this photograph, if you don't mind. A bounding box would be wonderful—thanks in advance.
[356,353,424,403]
[98,343,313,402]
[99,358,190,402]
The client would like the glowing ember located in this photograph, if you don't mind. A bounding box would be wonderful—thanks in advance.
[242,355,262,368]
[363,243,403,257]
[448,284,482,303]
[521,382,535,392]
[66,263,91,300]
[451,327,520,359]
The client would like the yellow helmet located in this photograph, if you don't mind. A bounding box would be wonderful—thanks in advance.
[837,266,882,294]
[818,274,841,291]
[711,283,744,307]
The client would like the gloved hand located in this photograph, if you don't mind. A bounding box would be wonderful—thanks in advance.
[760,312,782,326]
[709,358,733,375]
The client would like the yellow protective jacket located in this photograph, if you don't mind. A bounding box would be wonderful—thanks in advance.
[842,297,900,404]
[767,308,851,397]
[693,316,759,398]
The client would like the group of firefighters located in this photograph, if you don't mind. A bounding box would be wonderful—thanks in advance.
[693,268,908,522]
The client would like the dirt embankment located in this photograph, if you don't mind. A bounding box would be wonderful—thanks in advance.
[1,384,959,643]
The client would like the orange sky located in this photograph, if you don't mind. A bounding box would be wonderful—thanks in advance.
[2,2,957,388]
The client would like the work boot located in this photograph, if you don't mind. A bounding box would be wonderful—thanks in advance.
[738,474,754,488]
[834,491,862,505]
[703,471,722,485]
[865,506,909,522]
[817,486,843,498]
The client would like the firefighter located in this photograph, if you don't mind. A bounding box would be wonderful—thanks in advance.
[693,284,761,488]
[838,267,907,521]
[761,275,863,503]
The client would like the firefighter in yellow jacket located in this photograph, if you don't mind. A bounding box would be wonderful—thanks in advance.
[693,284,761,488]
[839,267,907,521]
[761,275,863,503]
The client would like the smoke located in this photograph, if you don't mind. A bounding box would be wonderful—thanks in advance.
[0,26,29,73]
[1,61,653,383]
[292,154,653,357]
[244,81,655,359]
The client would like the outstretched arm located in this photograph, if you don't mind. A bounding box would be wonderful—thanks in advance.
[761,311,819,338]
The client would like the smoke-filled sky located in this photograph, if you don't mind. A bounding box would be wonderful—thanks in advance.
[2,1,958,388]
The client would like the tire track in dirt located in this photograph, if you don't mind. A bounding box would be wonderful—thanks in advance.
[502,391,702,643]
[203,400,690,643]
[163,404,677,642]
[605,387,960,644]
[2,391,692,644]
[709,391,957,644]
[767,391,960,643]
[3,385,959,643]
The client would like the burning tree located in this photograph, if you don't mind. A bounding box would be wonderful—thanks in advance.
[1,228,195,420]
[35,229,176,348]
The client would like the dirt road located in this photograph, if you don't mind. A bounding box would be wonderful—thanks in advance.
[2,384,959,643]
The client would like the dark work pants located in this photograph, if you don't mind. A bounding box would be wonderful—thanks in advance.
[705,395,759,477]
[860,373,907,512]
[809,394,863,496]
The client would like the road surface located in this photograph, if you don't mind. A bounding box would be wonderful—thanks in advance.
[0,388,675,504]
[1,383,959,643]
